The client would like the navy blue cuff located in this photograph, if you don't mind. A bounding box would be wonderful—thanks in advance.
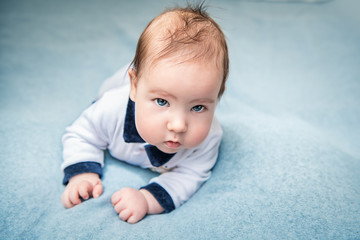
[140,182,175,213]
[63,162,102,185]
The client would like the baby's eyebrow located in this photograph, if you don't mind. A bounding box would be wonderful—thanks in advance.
[149,89,177,99]
[190,98,215,104]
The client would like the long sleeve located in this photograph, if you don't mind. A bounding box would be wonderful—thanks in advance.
[61,88,128,184]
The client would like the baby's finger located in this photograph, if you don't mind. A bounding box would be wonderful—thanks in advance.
[92,182,103,198]
[61,190,75,208]
[69,185,82,206]
[127,207,146,224]
[111,191,122,206]
[78,181,92,200]
[119,209,132,222]
[127,215,141,224]
[114,200,126,214]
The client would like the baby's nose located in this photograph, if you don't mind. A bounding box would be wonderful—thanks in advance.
[167,116,187,133]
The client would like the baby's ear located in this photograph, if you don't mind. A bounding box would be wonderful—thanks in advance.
[128,68,138,101]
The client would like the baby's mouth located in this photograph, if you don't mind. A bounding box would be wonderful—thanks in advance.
[164,141,181,149]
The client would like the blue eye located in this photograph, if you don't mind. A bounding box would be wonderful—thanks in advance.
[155,98,169,107]
[192,105,205,112]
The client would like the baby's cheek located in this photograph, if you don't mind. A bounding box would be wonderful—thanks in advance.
[136,114,164,144]
[187,123,211,148]
[137,121,156,143]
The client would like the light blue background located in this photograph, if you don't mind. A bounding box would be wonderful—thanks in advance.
[1,0,359,239]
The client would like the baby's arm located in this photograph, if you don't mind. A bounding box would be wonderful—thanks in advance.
[61,173,103,208]
[61,91,122,207]
[111,188,164,224]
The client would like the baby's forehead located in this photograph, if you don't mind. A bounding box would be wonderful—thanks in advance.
[150,57,221,73]
[142,50,222,79]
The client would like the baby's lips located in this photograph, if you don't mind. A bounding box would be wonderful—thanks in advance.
[165,141,181,148]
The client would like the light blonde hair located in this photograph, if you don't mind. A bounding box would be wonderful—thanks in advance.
[131,2,229,97]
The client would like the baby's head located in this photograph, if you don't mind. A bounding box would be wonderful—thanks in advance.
[131,4,229,98]
[129,4,229,153]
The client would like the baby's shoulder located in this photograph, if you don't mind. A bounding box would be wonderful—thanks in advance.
[91,87,129,123]
[99,86,129,106]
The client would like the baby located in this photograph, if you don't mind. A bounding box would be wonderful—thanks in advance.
[61,3,229,224]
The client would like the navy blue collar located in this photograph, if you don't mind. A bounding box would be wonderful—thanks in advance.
[123,98,175,167]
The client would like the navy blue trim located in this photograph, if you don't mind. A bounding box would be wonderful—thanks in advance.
[63,162,102,185]
[123,98,145,143]
[141,182,175,213]
[145,145,176,167]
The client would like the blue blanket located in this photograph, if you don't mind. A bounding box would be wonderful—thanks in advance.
[1,0,359,239]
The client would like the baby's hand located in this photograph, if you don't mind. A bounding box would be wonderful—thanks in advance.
[111,188,149,224]
[61,173,103,208]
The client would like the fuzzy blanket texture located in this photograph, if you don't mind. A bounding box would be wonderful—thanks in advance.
[1,0,359,239]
